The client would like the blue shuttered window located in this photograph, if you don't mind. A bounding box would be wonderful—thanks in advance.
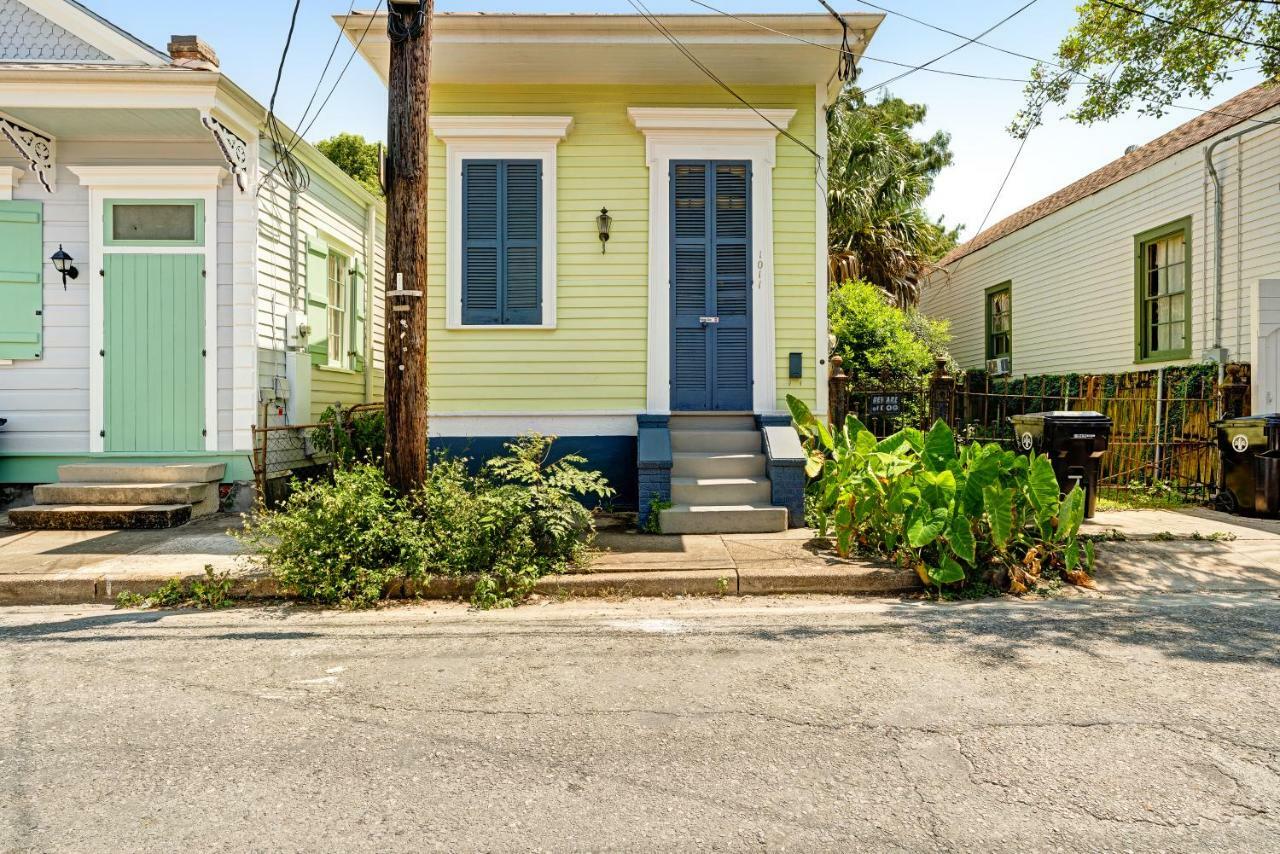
[462,159,542,325]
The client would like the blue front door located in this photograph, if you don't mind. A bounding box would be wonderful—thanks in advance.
[670,161,753,411]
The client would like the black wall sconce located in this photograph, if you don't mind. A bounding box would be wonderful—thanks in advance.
[596,207,612,253]
[50,245,78,290]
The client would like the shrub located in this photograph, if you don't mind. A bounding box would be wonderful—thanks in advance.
[788,394,1094,593]
[238,463,425,607]
[829,278,952,389]
[241,433,613,609]
[415,435,614,608]
[310,406,386,464]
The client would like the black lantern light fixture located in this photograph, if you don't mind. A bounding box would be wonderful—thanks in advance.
[596,207,612,253]
[50,245,78,290]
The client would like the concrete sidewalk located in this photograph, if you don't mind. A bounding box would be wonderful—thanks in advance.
[2,506,1279,605]
[0,513,920,605]
[1084,508,1280,594]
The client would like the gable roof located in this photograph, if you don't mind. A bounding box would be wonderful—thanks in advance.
[0,0,169,66]
[939,82,1280,267]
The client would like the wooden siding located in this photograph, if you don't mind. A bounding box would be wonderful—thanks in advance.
[255,141,387,424]
[921,104,1280,377]
[0,140,238,454]
[426,84,819,414]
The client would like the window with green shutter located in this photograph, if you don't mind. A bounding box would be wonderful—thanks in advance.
[1135,218,1192,362]
[461,159,542,325]
[350,256,366,371]
[985,282,1012,363]
[305,235,330,366]
[0,200,44,360]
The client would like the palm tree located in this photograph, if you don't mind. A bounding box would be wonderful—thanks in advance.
[826,89,958,307]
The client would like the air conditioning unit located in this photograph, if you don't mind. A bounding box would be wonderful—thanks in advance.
[986,357,1012,376]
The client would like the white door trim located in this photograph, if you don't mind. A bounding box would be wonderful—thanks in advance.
[630,107,796,414]
[68,165,226,453]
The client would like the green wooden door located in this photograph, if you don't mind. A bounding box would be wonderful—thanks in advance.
[103,254,205,452]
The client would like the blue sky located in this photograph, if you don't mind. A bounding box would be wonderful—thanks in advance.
[94,0,1264,239]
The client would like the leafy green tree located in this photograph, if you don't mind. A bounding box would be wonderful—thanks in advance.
[827,89,959,307]
[828,278,952,390]
[1014,0,1280,136]
[315,132,383,196]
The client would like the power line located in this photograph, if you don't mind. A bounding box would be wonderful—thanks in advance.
[1099,0,1279,51]
[685,0,1067,84]
[262,0,309,194]
[860,0,1041,95]
[854,0,1060,72]
[292,0,359,133]
[288,2,384,146]
[260,1,384,191]
[625,0,823,162]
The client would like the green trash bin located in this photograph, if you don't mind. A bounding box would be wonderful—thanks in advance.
[1215,414,1280,516]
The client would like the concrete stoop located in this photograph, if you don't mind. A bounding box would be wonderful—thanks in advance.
[9,463,225,531]
[659,414,788,535]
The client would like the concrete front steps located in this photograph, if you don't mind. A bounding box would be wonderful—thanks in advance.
[9,462,225,531]
[660,414,788,535]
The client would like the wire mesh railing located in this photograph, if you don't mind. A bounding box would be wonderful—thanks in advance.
[250,401,386,507]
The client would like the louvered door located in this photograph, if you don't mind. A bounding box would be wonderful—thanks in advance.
[670,161,752,411]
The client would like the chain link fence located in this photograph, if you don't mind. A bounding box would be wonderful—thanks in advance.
[250,402,385,507]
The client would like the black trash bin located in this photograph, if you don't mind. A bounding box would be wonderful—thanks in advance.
[1216,414,1280,516]
[1010,411,1112,518]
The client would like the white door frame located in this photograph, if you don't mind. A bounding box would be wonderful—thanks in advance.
[630,107,795,415]
[67,166,225,453]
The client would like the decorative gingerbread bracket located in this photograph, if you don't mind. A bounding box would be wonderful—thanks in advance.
[201,112,251,192]
[0,111,55,193]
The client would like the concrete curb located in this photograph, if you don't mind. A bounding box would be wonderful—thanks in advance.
[0,562,922,607]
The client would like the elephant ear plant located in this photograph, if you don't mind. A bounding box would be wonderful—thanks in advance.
[787,395,1095,593]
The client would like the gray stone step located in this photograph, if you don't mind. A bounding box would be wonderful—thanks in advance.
[669,429,761,453]
[672,452,766,479]
[667,414,757,431]
[9,504,193,531]
[659,504,788,534]
[56,462,226,485]
[33,482,218,517]
[671,476,772,505]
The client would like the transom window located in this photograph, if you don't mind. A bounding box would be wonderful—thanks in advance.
[986,283,1012,362]
[1136,220,1191,361]
[105,199,203,246]
[327,251,349,365]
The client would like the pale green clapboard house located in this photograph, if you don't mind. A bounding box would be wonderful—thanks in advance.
[341,10,881,532]
[0,0,388,527]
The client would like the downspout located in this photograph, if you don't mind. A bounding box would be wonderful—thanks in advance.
[363,202,377,403]
[1205,121,1272,359]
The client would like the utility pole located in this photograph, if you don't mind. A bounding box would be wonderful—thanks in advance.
[383,0,432,492]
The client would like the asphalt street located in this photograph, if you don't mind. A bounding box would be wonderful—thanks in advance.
[1,593,1277,852]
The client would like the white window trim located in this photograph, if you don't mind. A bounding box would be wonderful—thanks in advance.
[433,115,572,330]
[628,106,796,415]
[326,249,350,368]
[0,166,23,200]
[68,165,225,454]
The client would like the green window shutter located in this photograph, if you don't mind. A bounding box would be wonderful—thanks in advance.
[0,201,44,360]
[350,256,366,371]
[305,235,329,366]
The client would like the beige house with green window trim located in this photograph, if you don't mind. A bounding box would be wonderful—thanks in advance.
[922,82,1280,416]
[0,0,386,498]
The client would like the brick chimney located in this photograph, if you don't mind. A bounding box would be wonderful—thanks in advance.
[168,35,219,70]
